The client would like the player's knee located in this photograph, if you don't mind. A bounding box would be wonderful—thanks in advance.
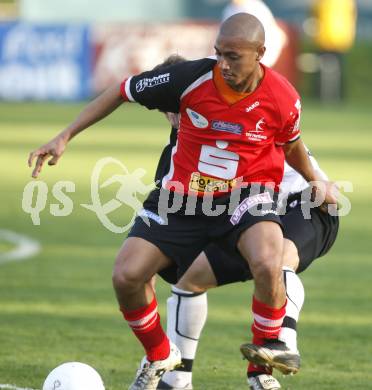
[250,248,283,289]
[251,241,282,270]
[254,259,281,281]
[253,262,283,302]
[112,255,145,294]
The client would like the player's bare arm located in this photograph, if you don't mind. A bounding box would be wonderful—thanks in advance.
[28,83,123,178]
[283,138,338,206]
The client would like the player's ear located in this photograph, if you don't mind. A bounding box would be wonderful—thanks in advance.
[256,46,266,62]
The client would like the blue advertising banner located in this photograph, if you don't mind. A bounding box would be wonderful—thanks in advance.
[0,22,91,101]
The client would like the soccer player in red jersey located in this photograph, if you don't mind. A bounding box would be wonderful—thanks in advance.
[28,13,337,390]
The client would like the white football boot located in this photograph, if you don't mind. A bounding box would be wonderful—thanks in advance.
[157,378,193,390]
[248,374,281,390]
[129,342,182,390]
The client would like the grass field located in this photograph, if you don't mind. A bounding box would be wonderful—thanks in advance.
[0,101,371,389]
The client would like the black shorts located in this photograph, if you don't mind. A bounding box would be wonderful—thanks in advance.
[281,195,339,273]
[127,187,282,284]
[205,194,339,286]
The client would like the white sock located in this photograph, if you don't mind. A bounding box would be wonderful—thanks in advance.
[162,286,208,388]
[279,267,305,353]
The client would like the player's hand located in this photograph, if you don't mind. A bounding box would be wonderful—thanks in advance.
[28,134,68,178]
[312,180,339,213]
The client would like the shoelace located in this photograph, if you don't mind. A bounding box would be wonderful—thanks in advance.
[134,364,164,389]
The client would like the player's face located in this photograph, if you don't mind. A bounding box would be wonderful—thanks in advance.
[214,35,265,92]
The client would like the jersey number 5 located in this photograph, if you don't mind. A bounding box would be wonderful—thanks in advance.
[198,144,239,180]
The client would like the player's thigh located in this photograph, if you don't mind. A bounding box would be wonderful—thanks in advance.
[213,186,284,275]
[176,251,218,292]
[237,221,284,277]
[127,210,208,279]
[114,236,172,283]
[282,238,300,271]
[203,238,299,284]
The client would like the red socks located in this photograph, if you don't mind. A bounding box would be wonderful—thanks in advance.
[121,296,170,362]
[248,296,286,377]
[248,362,272,376]
[251,296,286,341]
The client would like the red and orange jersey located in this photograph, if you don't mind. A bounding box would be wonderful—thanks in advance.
[121,58,301,196]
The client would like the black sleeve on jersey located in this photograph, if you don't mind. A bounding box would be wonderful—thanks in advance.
[128,58,216,113]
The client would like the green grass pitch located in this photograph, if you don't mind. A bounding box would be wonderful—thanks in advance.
[0,101,371,389]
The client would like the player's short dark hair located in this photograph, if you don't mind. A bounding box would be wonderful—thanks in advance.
[152,54,187,71]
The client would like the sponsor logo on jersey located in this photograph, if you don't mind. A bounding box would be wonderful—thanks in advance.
[211,120,243,135]
[253,118,265,132]
[135,73,170,93]
[245,117,268,141]
[186,108,209,128]
[245,101,260,112]
[189,172,237,193]
[230,192,273,225]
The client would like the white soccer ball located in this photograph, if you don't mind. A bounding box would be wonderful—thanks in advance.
[42,362,105,390]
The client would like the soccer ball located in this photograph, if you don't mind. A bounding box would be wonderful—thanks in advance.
[42,362,105,390]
